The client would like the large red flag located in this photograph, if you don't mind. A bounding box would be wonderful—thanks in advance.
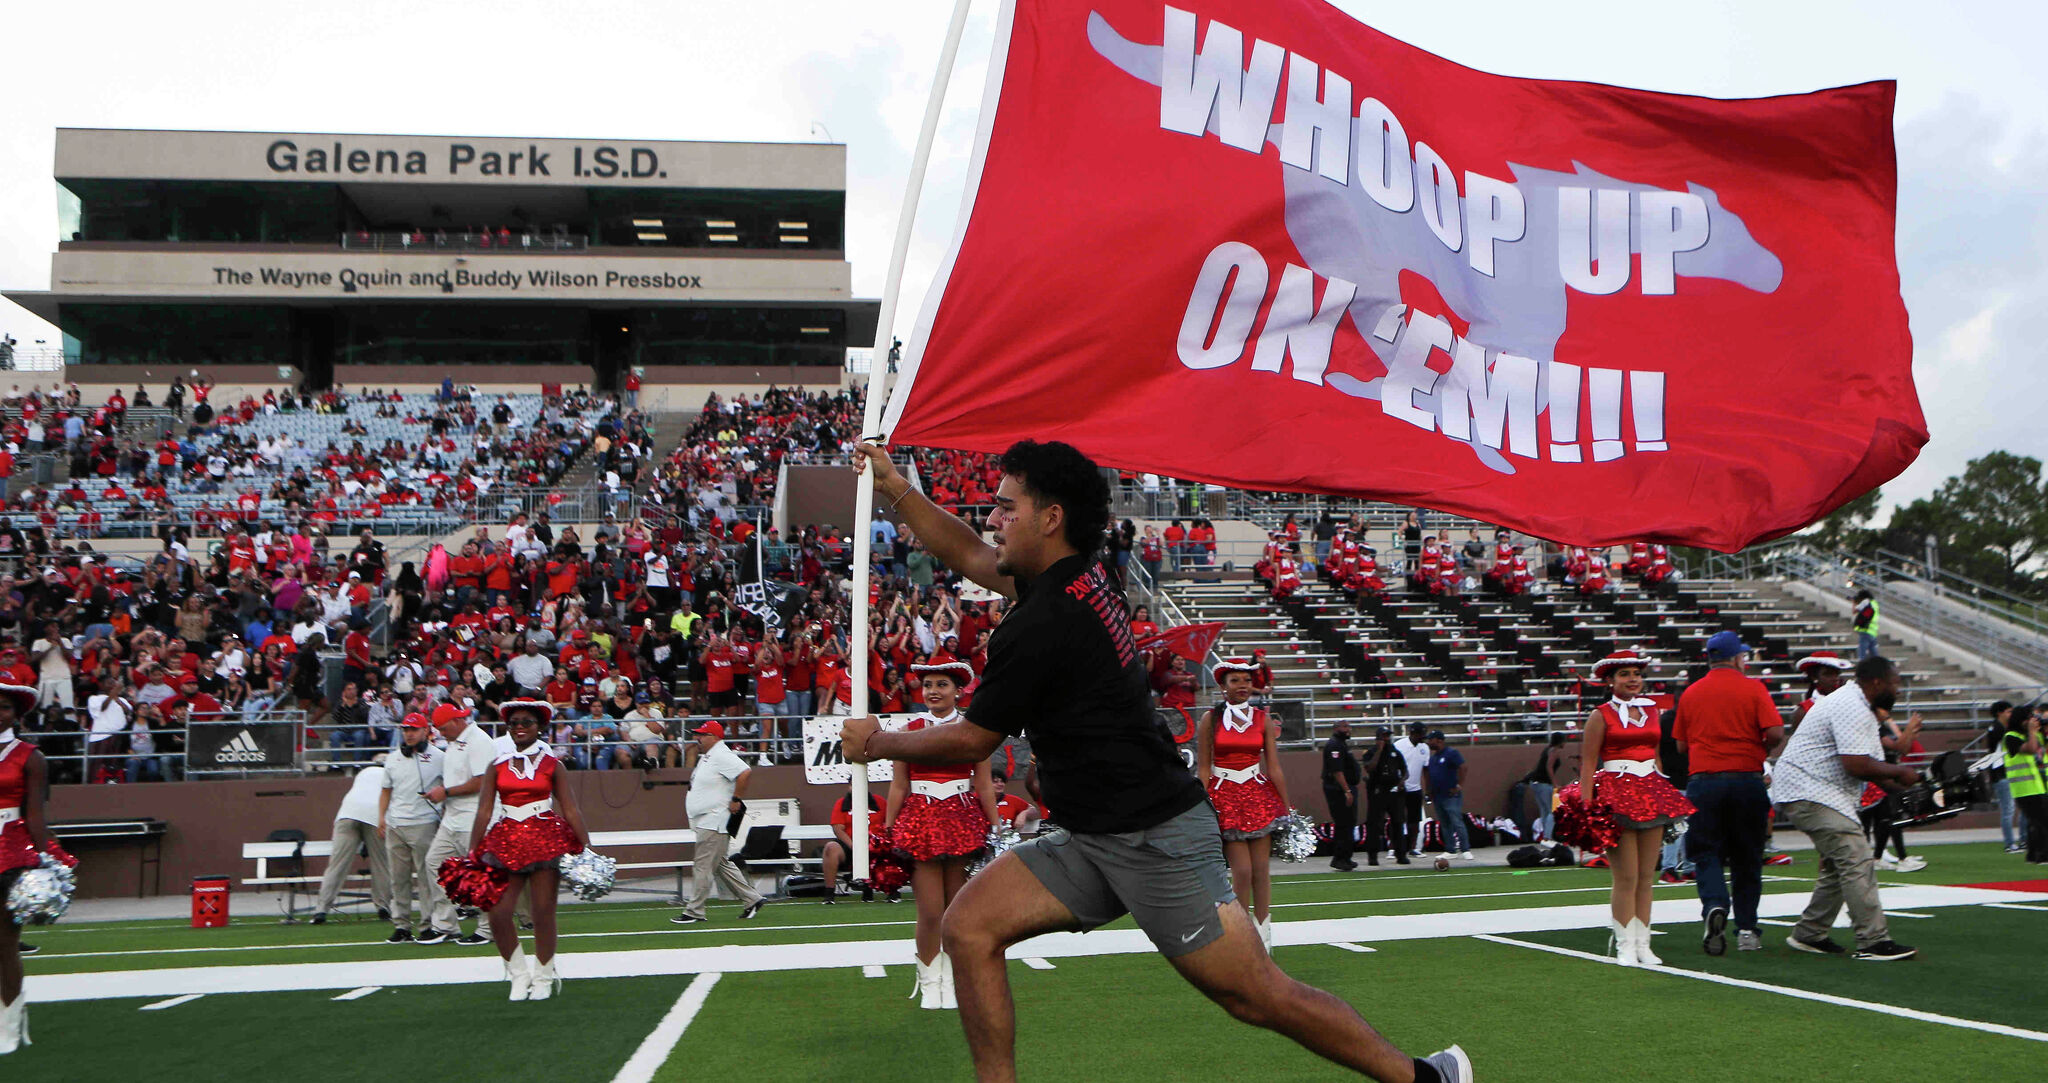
[882,0,1922,552]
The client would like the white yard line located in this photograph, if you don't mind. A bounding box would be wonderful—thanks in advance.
[610,973,723,1083]
[35,885,2040,1005]
[330,986,380,1001]
[861,965,888,978]
[1986,902,2048,913]
[1474,933,2048,1044]
[139,993,204,1011]
[1021,958,1056,970]
[1327,942,1376,953]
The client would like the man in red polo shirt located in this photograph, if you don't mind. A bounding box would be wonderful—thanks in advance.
[1672,631,1786,957]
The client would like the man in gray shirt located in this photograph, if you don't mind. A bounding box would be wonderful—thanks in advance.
[379,713,443,943]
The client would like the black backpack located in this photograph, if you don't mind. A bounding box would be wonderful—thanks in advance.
[1506,845,1545,868]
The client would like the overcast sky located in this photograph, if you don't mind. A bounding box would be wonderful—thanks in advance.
[2,0,2041,509]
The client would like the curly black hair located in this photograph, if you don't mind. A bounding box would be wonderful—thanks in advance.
[998,440,1110,557]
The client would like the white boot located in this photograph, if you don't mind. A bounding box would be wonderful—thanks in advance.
[910,956,942,1010]
[937,952,958,1010]
[1257,917,1273,952]
[1630,920,1662,966]
[1611,923,1638,967]
[529,958,559,1001]
[0,992,25,1055]
[505,946,532,1001]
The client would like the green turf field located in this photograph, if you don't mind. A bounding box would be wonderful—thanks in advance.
[8,841,2044,1082]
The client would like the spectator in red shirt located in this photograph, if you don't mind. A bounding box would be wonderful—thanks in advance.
[1672,632,1788,954]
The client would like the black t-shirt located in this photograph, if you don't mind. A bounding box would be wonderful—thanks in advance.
[965,554,1203,833]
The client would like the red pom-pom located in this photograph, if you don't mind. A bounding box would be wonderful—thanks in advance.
[437,853,510,910]
[1551,783,1620,854]
[861,828,912,893]
[43,840,79,869]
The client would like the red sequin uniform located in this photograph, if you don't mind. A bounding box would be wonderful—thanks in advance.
[478,750,580,871]
[1554,700,1695,854]
[890,713,991,862]
[1207,705,1288,839]
[0,738,36,873]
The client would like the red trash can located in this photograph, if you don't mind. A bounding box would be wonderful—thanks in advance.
[191,876,231,928]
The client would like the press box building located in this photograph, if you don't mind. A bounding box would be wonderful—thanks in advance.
[5,128,879,402]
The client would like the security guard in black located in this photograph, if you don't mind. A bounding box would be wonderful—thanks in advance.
[965,554,1205,833]
[1321,720,1361,868]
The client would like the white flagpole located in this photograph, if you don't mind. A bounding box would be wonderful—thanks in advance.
[850,0,975,881]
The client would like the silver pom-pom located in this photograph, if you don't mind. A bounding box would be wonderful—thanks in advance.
[558,849,617,902]
[966,824,1023,878]
[8,852,78,925]
[1273,811,1318,864]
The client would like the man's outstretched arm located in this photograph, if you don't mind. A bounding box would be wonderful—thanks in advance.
[842,714,1005,766]
[854,442,1014,599]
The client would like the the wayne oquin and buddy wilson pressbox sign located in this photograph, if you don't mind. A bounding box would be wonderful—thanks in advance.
[207,264,706,294]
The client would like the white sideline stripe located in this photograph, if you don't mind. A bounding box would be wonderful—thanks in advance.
[1021,958,1055,970]
[1887,911,1933,918]
[331,986,380,1001]
[33,885,2039,1004]
[34,918,924,960]
[139,993,204,1011]
[1986,902,2048,912]
[611,973,722,1083]
[861,965,887,978]
[1755,919,1795,927]
[1270,883,1691,911]
[1475,934,2048,1044]
[1328,942,1376,953]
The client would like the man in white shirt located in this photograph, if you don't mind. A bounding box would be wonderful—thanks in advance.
[1394,723,1431,857]
[419,703,500,945]
[508,641,554,694]
[670,721,765,924]
[1769,656,1922,961]
[311,754,393,924]
[30,624,72,713]
[380,713,443,943]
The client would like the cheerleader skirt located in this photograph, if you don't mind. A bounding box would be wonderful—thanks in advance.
[1552,773,1694,855]
[891,794,990,862]
[0,821,37,875]
[480,812,581,873]
[1209,776,1288,840]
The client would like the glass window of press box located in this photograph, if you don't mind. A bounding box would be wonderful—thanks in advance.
[60,304,294,365]
[631,307,847,367]
[587,188,844,250]
[60,180,350,243]
[339,306,586,367]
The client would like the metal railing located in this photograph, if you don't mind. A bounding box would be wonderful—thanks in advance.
[1753,544,2048,683]
[339,230,587,252]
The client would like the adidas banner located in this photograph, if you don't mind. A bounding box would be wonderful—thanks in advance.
[187,718,299,772]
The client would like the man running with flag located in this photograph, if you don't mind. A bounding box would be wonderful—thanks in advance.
[841,439,1470,1083]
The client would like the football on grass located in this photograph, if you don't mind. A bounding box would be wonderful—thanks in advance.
[1433,857,1451,871]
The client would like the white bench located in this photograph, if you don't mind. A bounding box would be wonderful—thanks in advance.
[241,825,839,897]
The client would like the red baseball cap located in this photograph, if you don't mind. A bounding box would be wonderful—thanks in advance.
[431,702,470,727]
[401,712,430,729]
[691,720,725,739]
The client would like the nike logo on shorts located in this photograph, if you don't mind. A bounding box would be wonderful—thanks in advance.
[1181,926,1205,943]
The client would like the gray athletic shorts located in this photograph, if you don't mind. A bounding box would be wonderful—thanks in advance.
[1013,801,1235,958]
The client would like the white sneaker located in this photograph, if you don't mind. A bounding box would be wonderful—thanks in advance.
[1873,856,1898,871]
[1893,855,1926,873]
[1458,851,1476,861]
[1737,930,1763,951]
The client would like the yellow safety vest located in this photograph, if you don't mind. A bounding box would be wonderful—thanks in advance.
[2006,731,2046,799]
